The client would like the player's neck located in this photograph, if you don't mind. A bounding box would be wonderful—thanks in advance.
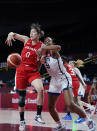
[31,40,39,45]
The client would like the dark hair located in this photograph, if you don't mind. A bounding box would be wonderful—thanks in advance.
[31,23,44,37]
[61,56,69,63]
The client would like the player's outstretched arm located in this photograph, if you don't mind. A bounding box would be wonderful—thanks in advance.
[5,32,29,46]
[75,67,86,87]
[42,45,61,52]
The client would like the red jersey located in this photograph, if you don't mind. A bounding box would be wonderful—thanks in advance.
[21,39,42,66]
[64,63,79,81]
[16,39,42,73]
[15,39,42,89]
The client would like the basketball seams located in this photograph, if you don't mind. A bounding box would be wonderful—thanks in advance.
[7,53,21,68]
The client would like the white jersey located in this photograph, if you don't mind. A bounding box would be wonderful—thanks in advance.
[45,56,71,78]
[44,56,72,94]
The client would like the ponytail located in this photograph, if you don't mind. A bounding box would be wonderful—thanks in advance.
[74,59,84,67]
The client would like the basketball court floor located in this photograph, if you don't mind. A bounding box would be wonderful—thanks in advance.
[0,109,97,131]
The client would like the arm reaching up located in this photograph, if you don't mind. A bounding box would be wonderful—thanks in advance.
[5,32,29,46]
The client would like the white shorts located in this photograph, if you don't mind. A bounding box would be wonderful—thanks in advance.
[78,83,85,97]
[48,75,72,95]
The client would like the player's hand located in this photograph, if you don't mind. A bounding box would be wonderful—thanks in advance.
[40,56,46,64]
[5,32,15,46]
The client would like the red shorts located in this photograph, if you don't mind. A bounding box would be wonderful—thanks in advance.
[16,65,40,90]
[72,80,80,96]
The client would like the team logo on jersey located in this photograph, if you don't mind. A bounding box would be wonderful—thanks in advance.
[46,58,50,61]
[25,46,37,52]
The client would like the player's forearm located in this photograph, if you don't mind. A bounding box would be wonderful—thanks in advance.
[75,68,86,86]
[80,79,86,86]
[41,48,47,57]
[76,73,86,86]
[42,45,61,51]
[8,32,28,43]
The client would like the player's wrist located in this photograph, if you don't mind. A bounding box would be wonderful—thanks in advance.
[8,32,16,38]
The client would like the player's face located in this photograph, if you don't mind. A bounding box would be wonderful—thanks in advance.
[30,28,40,40]
[44,37,53,46]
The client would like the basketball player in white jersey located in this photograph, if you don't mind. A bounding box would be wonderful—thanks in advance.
[40,37,96,131]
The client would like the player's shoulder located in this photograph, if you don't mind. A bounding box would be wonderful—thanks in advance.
[75,67,80,71]
[40,43,46,48]
[24,37,31,44]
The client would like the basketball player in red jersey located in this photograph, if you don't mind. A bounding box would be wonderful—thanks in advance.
[6,23,45,130]
[62,58,92,123]
[61,57,80,120]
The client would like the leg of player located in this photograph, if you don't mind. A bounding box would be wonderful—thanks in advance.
[62,91,79,121]
[63,88,96,131]
[74,96,86,124]
[48,94,65,131]
[78,96,86,113]
[81,100,96,118]
[61,107,72,120]
[17,90,26,131]
[78,88,96,117]
[31,79,45,124]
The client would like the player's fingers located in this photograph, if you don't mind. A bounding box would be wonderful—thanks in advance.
[10,41,13,46]
[5,39,7,44]
[5,39,10,46]
[8,40,12,46]
[12,38,16,41]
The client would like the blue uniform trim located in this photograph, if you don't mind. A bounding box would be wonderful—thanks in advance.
[48,92,60,95]
[62,88,68,91]
[51,56,57,59]
[78,94,84,97]
[63,86,73,91]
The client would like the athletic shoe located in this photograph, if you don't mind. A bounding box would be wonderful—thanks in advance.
[74,117,85,124]
[54,124,66,131]
[87,120,96,131]
[19,120,25,131]
[34,115,45,124]
[62,114,72,120]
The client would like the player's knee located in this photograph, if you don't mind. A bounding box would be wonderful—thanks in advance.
[67,101,74,109]
[19,96,26,107]
[18,90,26,107]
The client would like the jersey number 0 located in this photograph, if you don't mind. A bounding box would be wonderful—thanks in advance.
[26,52,30,58]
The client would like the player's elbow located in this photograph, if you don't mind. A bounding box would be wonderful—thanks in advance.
[57,45,61,51]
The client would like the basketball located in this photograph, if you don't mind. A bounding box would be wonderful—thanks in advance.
[7,53,22,68]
